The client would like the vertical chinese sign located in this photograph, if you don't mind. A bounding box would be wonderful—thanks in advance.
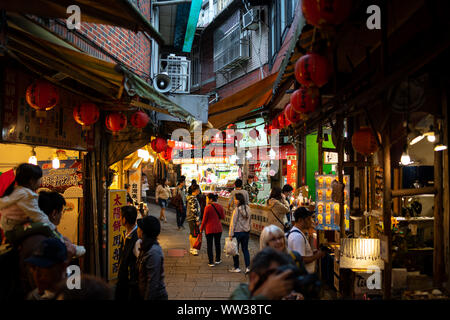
[129,169,142,204]
[107,190,126,280]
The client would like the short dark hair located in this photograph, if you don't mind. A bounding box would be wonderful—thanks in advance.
[235,193,246,207]
[282,184,293,193]
[293,207,313,222]
[120,206,137,225]
[269,187,283,200]
[248,175,254,180]
[189,183,200,194]
[250,247,292,275]
[207,193,218,202]
[191,179,198,185]
[56,275,113,300]
[38,191,66,216]
[235,179,243,188]
[3,163,43,197]
[180,175,186,182]
[124,183,130,189]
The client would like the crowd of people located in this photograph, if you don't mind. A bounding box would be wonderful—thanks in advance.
[1,165,325,300]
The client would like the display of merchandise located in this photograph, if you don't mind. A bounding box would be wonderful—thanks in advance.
[315,173,350,231]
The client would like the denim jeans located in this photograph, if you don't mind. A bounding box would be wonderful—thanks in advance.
[176,205,186,228]
[233,232,250,269]
[205,232,222,264]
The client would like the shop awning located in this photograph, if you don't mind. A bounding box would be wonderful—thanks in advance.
[208,72,278,130]
[5,14,195,123]
[0,0,164,45]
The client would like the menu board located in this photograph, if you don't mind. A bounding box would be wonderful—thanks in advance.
[37,160,83,194]
[315,174,350,231]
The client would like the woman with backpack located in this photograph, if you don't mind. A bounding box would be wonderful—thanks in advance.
[228,193,251,274]
[266,186,290,232]
[199,193,225,267]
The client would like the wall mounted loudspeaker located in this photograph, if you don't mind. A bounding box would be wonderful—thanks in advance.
[153,73,172,93]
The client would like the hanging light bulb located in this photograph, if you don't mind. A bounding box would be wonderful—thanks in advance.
[410,130,425,145]
[246,150,252,159]
[28,147,37,165]
[423,125,435,142]
[52,154,60,169]
[434,144,448,152]
[400,144,412,166]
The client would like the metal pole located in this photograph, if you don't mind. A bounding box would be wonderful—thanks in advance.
[382,126,392,299]
[153,0,192,6]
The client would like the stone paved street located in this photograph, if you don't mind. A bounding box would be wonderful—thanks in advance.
[147,203,261,300]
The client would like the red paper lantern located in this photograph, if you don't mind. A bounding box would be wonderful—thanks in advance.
[153,137,167,153]
[167,140,175,148]
[351,127,379,156]
[249,129,260,140]
[161,146,173,161]
[151,139,157,151]
[26,80,59,118]
[290,87,320,114]
[73,102,99,130]
[105,112,127,134]
[130,110,149,130]
[277,113,287,128]
[284,103,302,124]
[302,0,352,28]
[294,53,330,88]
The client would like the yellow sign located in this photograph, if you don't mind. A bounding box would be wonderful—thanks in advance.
[108,190,126,280]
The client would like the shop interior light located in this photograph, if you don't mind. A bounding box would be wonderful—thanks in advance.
[230,154,238,164]
[434,144,448,152]
[137,149,150,162]
[424,125,435,142]
[149,155,155,163]
[28,146,37,165]
[409,131,425,145]
[269,148,276,160]
[246,150,252,159]
[52,155,60,169]
[132,158,143,169]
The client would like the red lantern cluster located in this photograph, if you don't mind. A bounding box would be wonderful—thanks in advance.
[130,110,149,130]
[26,80,59,118]
[294,53,330,88]
[105,112,127,134]
[351,127,379,156]
[73,102,99,129]
[302,0,353,28]
[161,146,173,161]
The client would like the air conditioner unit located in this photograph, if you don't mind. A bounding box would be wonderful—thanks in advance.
[159,54,191,93]
[242,8,259,31]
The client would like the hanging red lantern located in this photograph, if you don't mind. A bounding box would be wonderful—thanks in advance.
[167,140,175,149]
[153,137,167,153]
[294,53,330,88]
[161,146,173,161]
[130,110,149,130]
[73,102,99,130]
[235,131,243,142]
[26,79,59,119]
[271,117,280,130]
[302,0,352,28]
[277,113,286,129]
[284,103,302,124]
[151,138,157,152]
[249,128,260,140]
[290,87,320,114]
[351,127,380,156]
[105,112,127,134]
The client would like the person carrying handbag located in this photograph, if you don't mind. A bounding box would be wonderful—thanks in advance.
[200,193,225,267]
[267,187,290,232]
[228,193,251,274]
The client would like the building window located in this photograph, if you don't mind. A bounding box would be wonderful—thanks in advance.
[213,10,250,73]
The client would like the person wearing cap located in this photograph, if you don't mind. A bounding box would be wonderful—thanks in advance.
[286,207,325,274]
[25,238,68,300]
[136,215,168,300]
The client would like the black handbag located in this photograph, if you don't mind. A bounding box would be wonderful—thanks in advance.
[270,208,292,233]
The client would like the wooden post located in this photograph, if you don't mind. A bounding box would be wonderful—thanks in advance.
[434,118,445,286]
[337,115,346,238]
[369,156,376,238]
[382,126,392,299]
[318,123,324,175]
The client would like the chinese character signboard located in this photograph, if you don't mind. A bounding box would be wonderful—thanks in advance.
[108,190,126,280]
[1,67,94,150]
[37,160,83,194]
[129,169,141,203]
[314,174,350,231]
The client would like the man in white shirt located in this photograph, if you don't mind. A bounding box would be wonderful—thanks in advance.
[287,207,325,274]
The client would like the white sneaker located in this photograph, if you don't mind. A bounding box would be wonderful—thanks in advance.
[190,249,199,256]
[208,263,215,267]
[215,260,222,265]
[228,268,241,273]
[245,267,250,274]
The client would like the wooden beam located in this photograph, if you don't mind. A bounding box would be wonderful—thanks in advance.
[382,125,392,299]
[434,117,445,286]
[391,187,437,198]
